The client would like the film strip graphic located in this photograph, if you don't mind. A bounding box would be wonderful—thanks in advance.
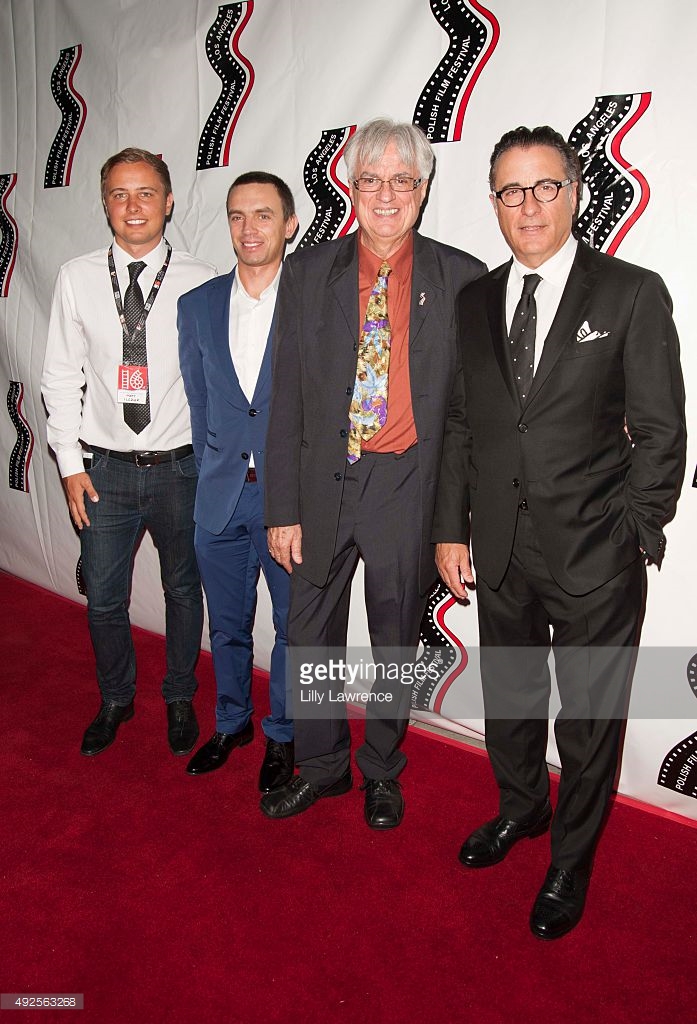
[7,382,34,492]
[413,0,499,143]
[657,654,697,801]
[569,93,651,255]
[0,174,18,298]
[44,45,87,189]
[412,580,469,714]
[197,2,255,170]
[297,127,356,250]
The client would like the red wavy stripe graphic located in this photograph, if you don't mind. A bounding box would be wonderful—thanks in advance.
[606,91,651,256]
[1,174,18,298]
[452,0,500,141]
[433,596,469,716]
[329,125,356,237]
[223,1,255,166]
[65,44,87,187]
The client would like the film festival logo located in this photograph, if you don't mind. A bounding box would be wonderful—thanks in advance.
[0,173,18,298]
[197,2,255,170]
[412,0,499,143]
[658,655,697,801]
[569,92,652,255]
[296,127,357,250]
[6,381,34,493]
[44,45,87,189]
[412,582,469,715]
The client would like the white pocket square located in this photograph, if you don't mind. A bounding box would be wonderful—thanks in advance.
[576,320,610,343]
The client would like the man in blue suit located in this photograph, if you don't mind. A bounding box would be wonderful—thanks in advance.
[177,172,298,790]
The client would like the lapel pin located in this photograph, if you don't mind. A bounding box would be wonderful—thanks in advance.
[419,292,426,306]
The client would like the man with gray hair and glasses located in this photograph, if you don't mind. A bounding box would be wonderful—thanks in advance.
[262,117,486,828]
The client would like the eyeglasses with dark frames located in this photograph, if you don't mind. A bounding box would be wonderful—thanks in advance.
[493,179,575,207]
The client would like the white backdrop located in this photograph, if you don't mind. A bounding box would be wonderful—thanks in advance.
[1,0,695,821]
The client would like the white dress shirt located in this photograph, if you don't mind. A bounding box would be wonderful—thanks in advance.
[42,237,216,477]
[228,267,280,468]
[505,233,578,372]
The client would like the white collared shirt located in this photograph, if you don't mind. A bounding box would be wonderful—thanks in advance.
[228,266,280,402]
[42,237,216,477]
[228,266,280,470]
[505,234,578,372]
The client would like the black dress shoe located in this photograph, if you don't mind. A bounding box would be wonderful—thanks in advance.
[186,721,253,775]
[458,801,552,867]
[530,865,589,940]
[167,700,199,756]
[258,739,295,792]
[260,770,352,819]
[81,700,134,756]
[361,778,404,830]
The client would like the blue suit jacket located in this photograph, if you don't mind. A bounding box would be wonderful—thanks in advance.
[177,269,275,536]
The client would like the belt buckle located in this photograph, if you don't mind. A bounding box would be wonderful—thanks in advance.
[134,451,155,467]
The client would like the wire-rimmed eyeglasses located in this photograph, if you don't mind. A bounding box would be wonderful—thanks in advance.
[353,175,424,193]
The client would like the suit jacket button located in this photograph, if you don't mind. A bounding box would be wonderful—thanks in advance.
[519,499,528,511]
[241,452,249,460]
[249,409,257,416]
[334,472,342,481]
[339,429,347,438]
[518,423,528,433]
[512,478,520,488]
[346,386,352,395]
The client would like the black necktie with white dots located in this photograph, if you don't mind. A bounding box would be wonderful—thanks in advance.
[508,272,541,405]
[123,260,150,433]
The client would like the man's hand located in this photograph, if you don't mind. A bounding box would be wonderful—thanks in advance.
[435,542,474,600]
[63,472,99,530]
[268,524,303,573]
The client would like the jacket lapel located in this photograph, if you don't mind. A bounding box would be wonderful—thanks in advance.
[486,261,519,407]
[328,234,360,341]
[526,240,598,405]
[208,270,246,401]
[409,232,445,347]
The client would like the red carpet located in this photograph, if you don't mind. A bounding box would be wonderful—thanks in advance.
[1,571,695,1024]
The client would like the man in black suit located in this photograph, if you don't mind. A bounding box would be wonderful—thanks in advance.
[435,125,686,938]
[262,118,486,828]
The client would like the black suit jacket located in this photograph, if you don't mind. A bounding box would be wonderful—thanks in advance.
[434,240,686,595]
[265,230,487,591]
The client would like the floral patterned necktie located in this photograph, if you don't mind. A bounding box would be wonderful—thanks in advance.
[347,261,392,464]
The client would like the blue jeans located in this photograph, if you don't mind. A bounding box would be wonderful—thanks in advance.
[195,481,292,742]
[80,450,203,705]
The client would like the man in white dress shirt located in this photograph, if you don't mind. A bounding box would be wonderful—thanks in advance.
[177,173,299,792]
[42,148,216,758]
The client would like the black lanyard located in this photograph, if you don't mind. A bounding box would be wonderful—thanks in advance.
[107,241,172,344]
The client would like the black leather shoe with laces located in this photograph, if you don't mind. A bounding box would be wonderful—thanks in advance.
[186,722,254,775]
[260,770,352,818]
[361,778,404,830]
[458,801,552,868]
[81,700,135,756]
[167,700,199,756]
[258,739,295,792]
[530,865,589,940]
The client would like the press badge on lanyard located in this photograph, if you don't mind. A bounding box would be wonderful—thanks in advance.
[108,242,172,406]
[117,364,149,404]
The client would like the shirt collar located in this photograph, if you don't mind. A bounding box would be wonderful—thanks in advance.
[232,263,282,303]
[358,230,414,284]
[111,236,168,273]
[510,233,578,289]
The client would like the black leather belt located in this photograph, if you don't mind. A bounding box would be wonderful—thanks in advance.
[89,444,193,467]
[245,467,257,482]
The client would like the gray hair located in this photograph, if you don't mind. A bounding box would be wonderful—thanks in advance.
[344,118,434,182]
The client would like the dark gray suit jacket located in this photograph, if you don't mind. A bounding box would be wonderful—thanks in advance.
[265,230,487,592]
[433,240,686,595]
